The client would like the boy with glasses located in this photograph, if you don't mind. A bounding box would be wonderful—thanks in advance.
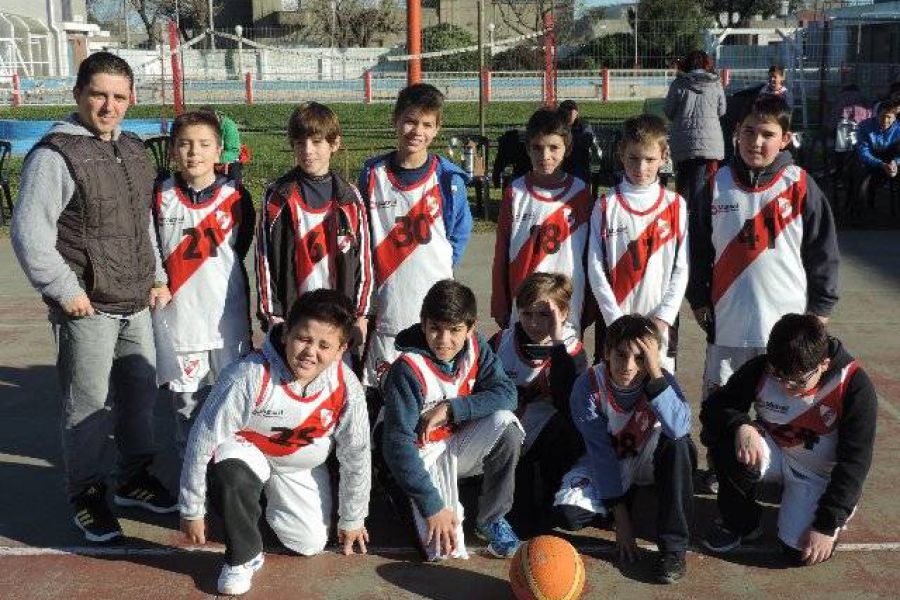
[700,313,877,566]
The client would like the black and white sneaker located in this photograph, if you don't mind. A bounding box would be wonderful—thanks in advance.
[114,470,178,514]
[72,484,123,543]
[703,521,762,553]
[654,551,686,584]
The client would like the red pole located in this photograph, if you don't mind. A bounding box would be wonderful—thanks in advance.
[11,73,21,107]
[130,81,138,105]
[245,72,254,105]
[364,69,373,104]
[601,68,609,102]
[542,12,556,107]
[168,20,183,115]
[481,67,491,103]
[721,68,731,88]
[407,0,422,85]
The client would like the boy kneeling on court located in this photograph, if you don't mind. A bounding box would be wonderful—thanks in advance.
[554,314,694,584]
[381,279,523,561]
[701,313,877,566]
[178,289,371,596]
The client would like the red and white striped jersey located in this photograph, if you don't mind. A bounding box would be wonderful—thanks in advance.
[255,175,372,320]
[154,177,250,352]
[235,356,348,471]
[397,334,481,445]
[755,361,858,477]
[588,182,687,327]
[710,166,808,347]
[493,326,585,396]
[367,156,453,335]
[491,174,592,331]
[587,363,660,459]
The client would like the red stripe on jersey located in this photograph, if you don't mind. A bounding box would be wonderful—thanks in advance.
[164,189,244,296]
[238,364,347,456]
[763,362,857,448]
[710,173,807,306]
[507,192,590,297]
[609,195,681,305]
[589,365,658,458]
[372,183,443,285]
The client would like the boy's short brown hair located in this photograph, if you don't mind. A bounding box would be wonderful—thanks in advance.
[393,83,445,124]
[170,111,222,144]
[619,114,668,156]
[603,314,661,357]
[740,95,792,134]
[768,64,785,76]
[287,102,342,144]
[515,272,572,314]
[525,107,572,149]
[420,279,477,327]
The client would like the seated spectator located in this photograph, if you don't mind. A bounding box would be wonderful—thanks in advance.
[829,84,870,131]
[759,65,793,108]
[852,99,900,212]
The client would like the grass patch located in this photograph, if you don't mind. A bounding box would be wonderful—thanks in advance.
[2,100,643,205]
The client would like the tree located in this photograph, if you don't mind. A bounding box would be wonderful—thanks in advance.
[564,33,636,69]
[491,42,544,71]
[628,0,709,68]
[494,0,576,43]
[304,0,401,48]
[420,24,478,72]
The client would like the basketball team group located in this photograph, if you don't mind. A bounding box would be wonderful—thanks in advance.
[10,51,879,594]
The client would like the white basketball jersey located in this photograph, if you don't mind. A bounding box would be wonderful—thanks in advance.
[494,327,585,397]
[396,334,480,445]
[755,361,858,477]
[710,166,808,347]
[236,355,348,471]
[587,363,660,459]
[367,157,453,335]
[500,175,592,331]
[154,177,250,351]
[597,185,686,315]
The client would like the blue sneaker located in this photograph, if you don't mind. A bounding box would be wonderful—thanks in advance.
[476,517,521,558]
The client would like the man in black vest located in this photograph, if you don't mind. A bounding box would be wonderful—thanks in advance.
[12,52,177,542]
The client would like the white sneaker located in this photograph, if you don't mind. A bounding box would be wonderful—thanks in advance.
[217,553,264,596]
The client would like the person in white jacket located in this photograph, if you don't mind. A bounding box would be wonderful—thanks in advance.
[588,114,688,371]
[178,289,371,596]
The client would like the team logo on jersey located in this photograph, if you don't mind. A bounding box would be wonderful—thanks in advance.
[819,405,837,428]
[425,190,441,219]
[183,358,201,378]
[320,408,334,429]
[655,217,671,238]
[513,210,537,223]
[606,223,629,236]
[215,209,233,231]
[777,195,793,219]
[563,206,575,225]
[637,411,651,432]
[710,203,739,216]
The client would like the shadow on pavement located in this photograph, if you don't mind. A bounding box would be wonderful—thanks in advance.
[377,562,514,600]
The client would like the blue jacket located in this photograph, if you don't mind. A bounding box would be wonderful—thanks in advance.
[358,152,473,267]
[381,324,517,518]
[856,118,900,170]
[570,365,691,506]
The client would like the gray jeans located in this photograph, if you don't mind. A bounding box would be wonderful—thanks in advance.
[52,308,158,498]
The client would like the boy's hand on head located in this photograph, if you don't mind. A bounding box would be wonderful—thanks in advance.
[650,316,668,337]
[416,401,451,445]
[635,335,663,379]
[62,293,95,318]
[149,285,172,309]
[613,504,638,563]
[338,526,370,555]
[735,424,765,469]
[180,517,206,545]
[546,300,568,344]
[692,307,713,334]
[426,507,459,557]
[800,527,836,565]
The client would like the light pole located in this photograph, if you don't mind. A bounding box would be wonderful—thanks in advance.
[235,25,243,78]
[208,0,216,50]
[488,22,495,58]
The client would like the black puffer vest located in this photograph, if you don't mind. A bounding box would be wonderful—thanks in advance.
[34,131,157,314]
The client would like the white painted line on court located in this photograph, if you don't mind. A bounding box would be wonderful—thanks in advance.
[1,542,898,557]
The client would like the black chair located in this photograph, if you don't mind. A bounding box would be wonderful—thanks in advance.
[0,140,13,226]
[144,135,171,180]
[493,129,530,191]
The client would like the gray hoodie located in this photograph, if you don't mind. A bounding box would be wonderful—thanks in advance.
[11,115,166,310]
[664,70,727,163]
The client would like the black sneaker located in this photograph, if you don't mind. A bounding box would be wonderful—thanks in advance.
[703,521,762,553]
[654,551,686,584]
[72,484,123,543]
[114,470,178,514]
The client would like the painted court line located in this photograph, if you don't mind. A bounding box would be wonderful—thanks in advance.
[1,542,898,558]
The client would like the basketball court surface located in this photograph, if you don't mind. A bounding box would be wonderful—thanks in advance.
[1,230,898,599]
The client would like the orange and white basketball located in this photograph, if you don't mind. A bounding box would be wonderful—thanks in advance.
[509,535,585,600]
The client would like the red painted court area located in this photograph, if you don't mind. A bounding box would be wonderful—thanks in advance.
[1,231,899,599]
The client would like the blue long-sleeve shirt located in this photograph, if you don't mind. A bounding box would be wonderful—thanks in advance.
[856,118,900,170]
[358,152,473,266]
[381,325,517,518]
[570,366,691,505]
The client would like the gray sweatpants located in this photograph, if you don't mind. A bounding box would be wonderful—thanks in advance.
[52,308,158,498]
